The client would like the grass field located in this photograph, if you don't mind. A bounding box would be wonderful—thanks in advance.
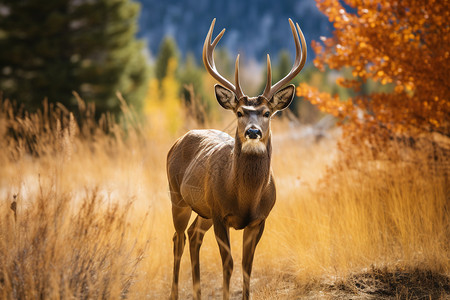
[0,99,448,299]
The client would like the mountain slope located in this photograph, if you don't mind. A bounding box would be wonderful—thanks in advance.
[136,0,331,63]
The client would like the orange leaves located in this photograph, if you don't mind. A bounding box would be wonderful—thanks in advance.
[300,0,450,142]
[297,83,352,120]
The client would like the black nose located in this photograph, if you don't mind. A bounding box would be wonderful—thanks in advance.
[245,128,262,139]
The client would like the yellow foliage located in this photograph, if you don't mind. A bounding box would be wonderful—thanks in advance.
[144,58,184,136]
[161,58,183,134]
[143,78,160,114]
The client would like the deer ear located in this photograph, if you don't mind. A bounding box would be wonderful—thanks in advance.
[215,84,237,110]
[270,84,295,111]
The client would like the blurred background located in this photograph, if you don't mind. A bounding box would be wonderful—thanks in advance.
[138,0,331,62]
[0,0,340,125]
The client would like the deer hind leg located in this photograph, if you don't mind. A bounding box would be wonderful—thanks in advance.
[213,218,233,300]
[187,215,213,300]
[242,220,265,300]
[169,199,192,300]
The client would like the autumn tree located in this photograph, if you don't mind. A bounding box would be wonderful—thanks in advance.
[297,0,450,142]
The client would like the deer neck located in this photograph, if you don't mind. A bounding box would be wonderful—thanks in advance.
[230,130,272,207]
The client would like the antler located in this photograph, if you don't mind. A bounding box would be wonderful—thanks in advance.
[203,19,245,100]
[262,19,307,101]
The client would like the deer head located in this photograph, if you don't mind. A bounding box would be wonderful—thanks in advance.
[203,19,307,154]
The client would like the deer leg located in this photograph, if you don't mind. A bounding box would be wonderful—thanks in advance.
[213,218,233,300]
[242,220,265,300]
[170,203,192,300]
[187,215,213,300]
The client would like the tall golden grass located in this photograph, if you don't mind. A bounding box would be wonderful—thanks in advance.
[0,97,448,299]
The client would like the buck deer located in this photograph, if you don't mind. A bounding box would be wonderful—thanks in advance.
[167,18,306,300]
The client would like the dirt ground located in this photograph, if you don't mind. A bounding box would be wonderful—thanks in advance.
[159,267,449,299]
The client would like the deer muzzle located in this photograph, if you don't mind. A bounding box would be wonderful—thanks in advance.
[245,128,262,140]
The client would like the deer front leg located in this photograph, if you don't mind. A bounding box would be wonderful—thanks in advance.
[170,204,192,300]
[242,220,265,300]
[187,215,213,300]
[213,218,233,300]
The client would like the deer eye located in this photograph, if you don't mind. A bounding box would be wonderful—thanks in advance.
[264,111,270,118]
[237,111,243,117]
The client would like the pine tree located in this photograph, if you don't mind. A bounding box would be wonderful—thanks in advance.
[0,0,149,115]
[154,36,179,82]
[178,54,204,103]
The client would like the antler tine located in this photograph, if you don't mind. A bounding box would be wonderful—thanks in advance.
[234,55,245,100]
[296,22,307,72]
[203,19,244,98]
[262,19,307,101]
[203,18,219,69]
[208,28,225,70]
[263,54,272,97]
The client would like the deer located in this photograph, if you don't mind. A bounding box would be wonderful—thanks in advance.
[167,18,306,300]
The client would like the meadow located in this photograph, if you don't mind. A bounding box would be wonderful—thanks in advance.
[0,97,448,299]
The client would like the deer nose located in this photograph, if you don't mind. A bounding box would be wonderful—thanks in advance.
[245,128,262,139]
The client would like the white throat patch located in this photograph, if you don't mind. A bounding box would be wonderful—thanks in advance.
[242,139,266,154]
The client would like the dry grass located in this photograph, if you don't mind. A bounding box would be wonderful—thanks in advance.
[0,98,448,299]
